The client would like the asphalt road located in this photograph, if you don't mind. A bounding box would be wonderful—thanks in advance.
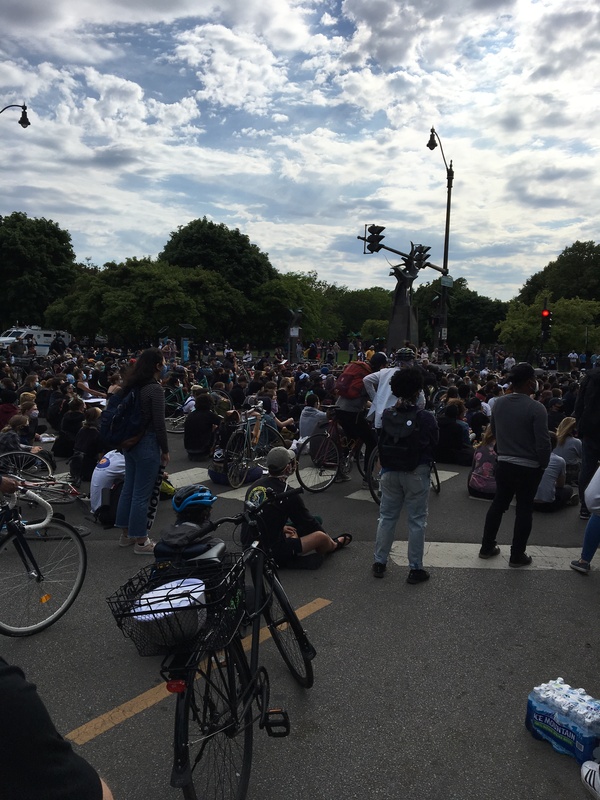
[2,434,598,800]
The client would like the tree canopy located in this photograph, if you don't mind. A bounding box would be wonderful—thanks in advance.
[0,212,79,331]
[13,208,600,355]
[517,241,600,305]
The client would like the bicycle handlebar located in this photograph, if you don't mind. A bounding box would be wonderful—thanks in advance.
[1,487,55,532]
[164,486,304,548]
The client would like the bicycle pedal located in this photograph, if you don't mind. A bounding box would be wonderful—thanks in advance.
[262,706,290,738]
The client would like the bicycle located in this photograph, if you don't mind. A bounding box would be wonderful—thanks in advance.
[0,487,87,636]
[366,445,441,504]
[108,487,316,800]
[166,389,233,434]
[0,449,54,480]
[225,404,286,488]
[295,406,366,492]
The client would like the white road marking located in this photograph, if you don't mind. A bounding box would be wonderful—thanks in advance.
[168,467,210,487]
[389,541,582,571]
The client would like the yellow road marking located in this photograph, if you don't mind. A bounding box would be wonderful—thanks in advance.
[67,597,331,745]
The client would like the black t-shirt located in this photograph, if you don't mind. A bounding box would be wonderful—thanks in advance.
[242,475,321,564]
[0,657,102,800]
[184,409,221,454]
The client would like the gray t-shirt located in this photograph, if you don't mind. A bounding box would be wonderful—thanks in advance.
[491,392,551,469]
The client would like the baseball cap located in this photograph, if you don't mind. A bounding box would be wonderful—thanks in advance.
[266,447,296,473]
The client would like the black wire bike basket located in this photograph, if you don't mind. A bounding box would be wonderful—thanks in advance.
[107,555,245,657]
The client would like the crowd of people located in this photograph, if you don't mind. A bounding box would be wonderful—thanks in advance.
[2,332,600,799]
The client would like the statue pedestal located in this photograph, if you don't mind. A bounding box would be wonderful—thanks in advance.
[387,305,418,352]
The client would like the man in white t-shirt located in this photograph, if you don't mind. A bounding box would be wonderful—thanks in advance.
[90,450,126,514]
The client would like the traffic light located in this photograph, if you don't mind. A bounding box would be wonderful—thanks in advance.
[366,225,385,253]
[413,244,431,267]
[541,307,552,340]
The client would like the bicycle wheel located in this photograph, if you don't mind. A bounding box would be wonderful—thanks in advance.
[263,570,315,688]
[254,426,285,468]
[0,450,54,479]
[430,462,441,494]
[295,434,340,492]
[0,519,87,636]
[367,447,381,505]
[226,430,249,489]
[24,481,77,506]
[182,638,253,800]
[166,414,186,434]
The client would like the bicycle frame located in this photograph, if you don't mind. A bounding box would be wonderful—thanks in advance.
[0,491,58,589]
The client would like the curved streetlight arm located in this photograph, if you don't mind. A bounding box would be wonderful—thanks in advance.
[0,104,31,128]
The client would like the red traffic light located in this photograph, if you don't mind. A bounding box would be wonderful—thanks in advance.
[541,309,550,317]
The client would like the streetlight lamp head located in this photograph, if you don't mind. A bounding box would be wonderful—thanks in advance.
[18,106,30,128]
[427,128,437,150]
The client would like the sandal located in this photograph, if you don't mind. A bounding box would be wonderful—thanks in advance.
[332,533,353,551]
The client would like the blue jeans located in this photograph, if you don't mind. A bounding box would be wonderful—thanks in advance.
[581,514,600,563]
[115,432,161,538]
[374,464,431,570]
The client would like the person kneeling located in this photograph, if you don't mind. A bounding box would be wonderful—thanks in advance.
[242,447,351,568]
[533,432,576,512]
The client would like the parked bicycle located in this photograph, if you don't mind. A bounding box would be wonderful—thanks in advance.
[366,445,441,503]
[0,449,54,480]
[108,486,316,800]
[225,403,286,488]
[0,487,87,636]
[166,389,233,434]
[295,406,366,492]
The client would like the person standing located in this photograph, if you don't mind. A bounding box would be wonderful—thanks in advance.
[372,367,439,584]
[573,363,600,519]
[479,363,551,567]
[115,347,169,554]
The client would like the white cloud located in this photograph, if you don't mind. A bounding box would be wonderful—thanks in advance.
[0,0,598,314]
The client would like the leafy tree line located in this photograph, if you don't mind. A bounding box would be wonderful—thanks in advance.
[3,209,600,354]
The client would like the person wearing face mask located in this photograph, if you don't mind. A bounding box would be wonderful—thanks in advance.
[478,363,552,567]
[241,447,352,568]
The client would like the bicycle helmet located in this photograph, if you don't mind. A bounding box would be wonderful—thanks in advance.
[172,484,217,514]
[395,347,416,362]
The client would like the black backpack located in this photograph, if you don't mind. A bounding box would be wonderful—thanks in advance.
[100,388,145,450]
[378,406,422,472]
[94,478,124,527]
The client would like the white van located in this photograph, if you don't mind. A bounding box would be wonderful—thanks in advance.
[0,326,72,357]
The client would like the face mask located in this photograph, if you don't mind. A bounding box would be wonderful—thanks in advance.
[30,409,39,418]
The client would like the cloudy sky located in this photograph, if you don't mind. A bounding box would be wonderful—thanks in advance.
[1,0,598,302]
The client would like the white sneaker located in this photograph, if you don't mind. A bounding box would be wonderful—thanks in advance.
[133,538,156,555]
[582,761,600,798]
[118,534,135,548]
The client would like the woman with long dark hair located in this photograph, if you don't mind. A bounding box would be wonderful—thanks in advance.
[115,348,169,554]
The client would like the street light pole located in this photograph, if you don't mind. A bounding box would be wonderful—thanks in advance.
[0,104,31,128]
[427,127,453,357]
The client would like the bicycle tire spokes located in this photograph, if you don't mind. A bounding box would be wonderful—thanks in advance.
[179,640,253,800]
[0,521,87,636]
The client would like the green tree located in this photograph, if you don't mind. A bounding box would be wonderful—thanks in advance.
[159,217,278,296]
[413,277,508,347]
[0,211,80,330]
[495,295,600,356]
[335,287,393,339]
[518,241,600,304]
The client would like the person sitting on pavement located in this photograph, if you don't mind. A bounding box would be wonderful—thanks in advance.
[242,447,352,568]
[0,389,19,430]
[52,396,85,458]
[533,432,576,512]
[184,392,221,461]
[434,401,474,466]
[467,425,497,500]
[298,393,327,439]
[0,414,45,455]
[554,416,582,486]
[546,396,565,432]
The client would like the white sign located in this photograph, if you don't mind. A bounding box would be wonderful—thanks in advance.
[290,326,300,337]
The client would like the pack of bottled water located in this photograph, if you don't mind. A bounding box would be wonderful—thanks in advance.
[526,678,600,764]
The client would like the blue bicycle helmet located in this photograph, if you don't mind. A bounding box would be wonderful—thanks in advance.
[172,484,217,514]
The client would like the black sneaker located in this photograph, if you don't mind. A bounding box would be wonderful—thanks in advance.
[509,553,532,568]
[479,546,501,559]
[580,507,591,520]
[407,568,430,584]
[372,562,386,578]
